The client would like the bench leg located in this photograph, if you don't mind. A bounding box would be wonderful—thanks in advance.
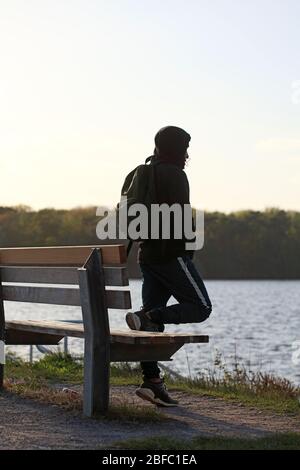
[83,338,110,417]
[79,249,111,417]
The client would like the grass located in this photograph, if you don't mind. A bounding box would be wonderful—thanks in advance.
[113,433,300,450]
[5,351,140,386]
[111,352,300,416]
[168,370,300,415]
[3,352,163,423]
[5,351,83,383]
[4,351,300,417]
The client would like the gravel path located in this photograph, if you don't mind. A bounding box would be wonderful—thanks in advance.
[0,386,299,450]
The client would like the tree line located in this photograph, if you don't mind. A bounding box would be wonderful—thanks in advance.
[0,205,299,279]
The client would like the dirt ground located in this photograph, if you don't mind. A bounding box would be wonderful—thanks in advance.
[0,386,299,450]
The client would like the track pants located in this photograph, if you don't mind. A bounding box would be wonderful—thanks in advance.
[140,255,212,379]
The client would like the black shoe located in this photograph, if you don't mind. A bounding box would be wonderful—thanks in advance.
[136,379,179,407]
[126,310,164,332]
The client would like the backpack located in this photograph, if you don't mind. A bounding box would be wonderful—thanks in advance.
[118,156,159,254]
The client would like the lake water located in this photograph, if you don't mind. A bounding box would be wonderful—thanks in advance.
[4,280,300,385]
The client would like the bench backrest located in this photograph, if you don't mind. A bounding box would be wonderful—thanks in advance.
[0,245,131,311]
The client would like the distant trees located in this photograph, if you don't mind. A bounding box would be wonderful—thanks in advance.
[0,206,299,279]
[0,206,102,247]
[194,209,300,279]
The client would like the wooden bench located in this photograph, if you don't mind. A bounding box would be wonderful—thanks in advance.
[0,245,209,416]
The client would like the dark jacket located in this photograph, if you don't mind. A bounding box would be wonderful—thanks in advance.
[138,161,195,264]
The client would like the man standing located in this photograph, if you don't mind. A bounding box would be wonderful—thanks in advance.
[126,126,212,407]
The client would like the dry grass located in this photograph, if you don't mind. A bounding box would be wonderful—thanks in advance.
[168,352,300,414]
[5,377,82,411]
[4,355,165,423]
[4,351,300,416]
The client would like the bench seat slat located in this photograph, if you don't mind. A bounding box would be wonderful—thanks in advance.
[0,266,129,287]
[5,320,209,345]
[2,285,131,309]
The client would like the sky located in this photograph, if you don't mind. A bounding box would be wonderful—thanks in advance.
[0,0,300,212]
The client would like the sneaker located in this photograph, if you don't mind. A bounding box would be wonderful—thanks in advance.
[135,379,179,407]
[126,310,164,332]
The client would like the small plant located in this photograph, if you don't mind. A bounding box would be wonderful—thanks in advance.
[32,352,83,382]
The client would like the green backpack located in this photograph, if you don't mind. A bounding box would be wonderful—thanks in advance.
[118,157,159,253]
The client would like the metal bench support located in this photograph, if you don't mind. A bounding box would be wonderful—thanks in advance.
[78,249,110,417]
